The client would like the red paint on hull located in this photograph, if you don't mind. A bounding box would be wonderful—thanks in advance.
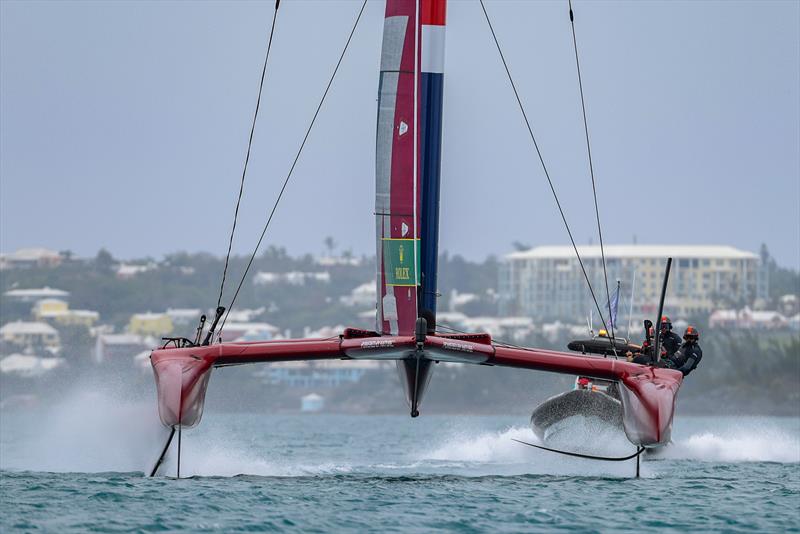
[150,331,681,446]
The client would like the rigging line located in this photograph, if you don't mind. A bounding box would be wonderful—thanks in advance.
[216,0,282,309]
[478,0,609,330]
[568,0,615,343]
[218,0,369,336]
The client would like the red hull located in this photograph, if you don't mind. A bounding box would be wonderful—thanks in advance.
[150,330,681,446]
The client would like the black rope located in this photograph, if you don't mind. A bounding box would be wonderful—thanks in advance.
[478,0,609,330]
[512,438,646,462]
[217,0,282,309]
[568,0,615,343]
[219,0,369,336]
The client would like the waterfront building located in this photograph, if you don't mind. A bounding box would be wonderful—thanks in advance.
[93,333,153,364]
[709,308,789,330]
[499,245,767,321]
[261,359,384,388]
[165,308,202,327]
[128,312,173,337]
[115,263,157,279]
[33,299,99,327]
[340,282,376,307]
[253,271,331,286]
[219,322,280,342]
[0,321,60,349]
[4,287,70,303]
[0,248,63,270]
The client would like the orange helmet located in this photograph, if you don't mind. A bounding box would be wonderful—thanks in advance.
[684,326,699,341]
[660,316,672,331]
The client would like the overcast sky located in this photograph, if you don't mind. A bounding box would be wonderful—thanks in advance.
[1,0,798,267]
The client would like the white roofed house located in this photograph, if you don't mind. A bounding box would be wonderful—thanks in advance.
[218,322,280,342]
[0,248,63,270]
[33,299,99,327]
[340,282,376,307]
[223,307,266,323]
[253,271,331,286]
[709,308,788,330]
[260,359,384,389]
[462,316,535,343]
[94,333,154,365]
[4,287,70,303]
[165,308,202,327]
[500,245,767,322]
[115,262,157,279]
[0,321,60,349]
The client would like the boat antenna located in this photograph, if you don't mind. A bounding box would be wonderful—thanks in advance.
[568,0,616,343]
[219,0,369,337]
[216,0,282,311]
[478,0,611,332]
[651,257,673,365]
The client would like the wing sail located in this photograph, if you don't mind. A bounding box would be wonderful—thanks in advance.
[375,0,421,336]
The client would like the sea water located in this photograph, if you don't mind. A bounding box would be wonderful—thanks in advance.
[1,392,798,532]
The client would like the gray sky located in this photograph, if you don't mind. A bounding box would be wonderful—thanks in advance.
[1,0,798,267]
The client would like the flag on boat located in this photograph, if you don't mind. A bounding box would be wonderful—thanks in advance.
[606,283,620,333]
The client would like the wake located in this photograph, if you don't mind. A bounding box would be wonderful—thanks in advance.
[658,427,800,463]
[2,388,796,477]
[422,416,800,471]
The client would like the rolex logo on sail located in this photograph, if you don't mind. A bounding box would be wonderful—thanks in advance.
[383,238,419,287]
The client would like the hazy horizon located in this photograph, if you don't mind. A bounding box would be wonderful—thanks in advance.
[2,0,798,267]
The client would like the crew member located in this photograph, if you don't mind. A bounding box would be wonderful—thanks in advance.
[669,326,703,376]
[658,316,682,361]
[627,326,655,364]
[628,319,680,365]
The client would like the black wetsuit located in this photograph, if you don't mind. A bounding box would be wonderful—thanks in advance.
[660,330,683,360]
[670,341,703,376]
[631,341,653,365]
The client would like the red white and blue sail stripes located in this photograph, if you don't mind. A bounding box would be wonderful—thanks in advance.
[376,0,446,335]
[419,0,446,323]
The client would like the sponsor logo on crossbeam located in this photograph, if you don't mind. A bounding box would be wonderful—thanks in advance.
[361,339,395,349]
[443,341,474,353]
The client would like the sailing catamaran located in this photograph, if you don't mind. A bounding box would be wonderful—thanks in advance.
[148,0,683,477]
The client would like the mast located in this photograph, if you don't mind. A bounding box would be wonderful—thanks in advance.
[418,0,446,331]
[375,0,447,336]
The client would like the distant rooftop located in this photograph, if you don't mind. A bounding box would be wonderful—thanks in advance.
[4,287,70,299]
[0,248,61,261]
[0,321,59,336]
[506,245,758,261]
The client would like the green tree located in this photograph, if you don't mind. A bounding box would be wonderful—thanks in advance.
[94,248,115,274]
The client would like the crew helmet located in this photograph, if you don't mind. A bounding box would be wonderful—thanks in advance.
[683,326,699,341]
[660,316,672,331]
